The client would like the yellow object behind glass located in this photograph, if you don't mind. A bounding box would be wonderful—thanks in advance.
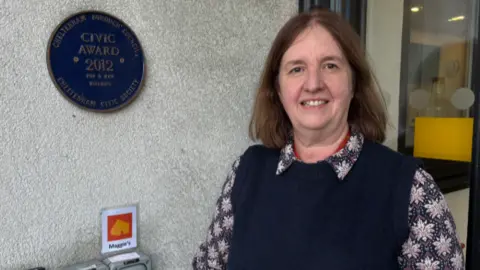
[413,117,473,162]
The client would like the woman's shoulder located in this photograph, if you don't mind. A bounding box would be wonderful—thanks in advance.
[229,144,282,181]
[226,144,277,173]
[362,139,422,165]
[358,139,423,183]
[239,143,282,160]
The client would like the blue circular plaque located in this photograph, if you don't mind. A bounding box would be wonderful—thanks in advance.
[47,11,145,112]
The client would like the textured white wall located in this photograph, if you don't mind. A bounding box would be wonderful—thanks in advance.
[0,1,296,269]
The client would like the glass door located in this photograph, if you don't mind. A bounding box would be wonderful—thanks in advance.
[398,0,480,268]
[399,0,477,193]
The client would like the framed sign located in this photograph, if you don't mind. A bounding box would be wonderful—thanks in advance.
[47,10,145,112]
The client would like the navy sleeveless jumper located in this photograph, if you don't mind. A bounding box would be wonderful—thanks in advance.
[227,139,420,270]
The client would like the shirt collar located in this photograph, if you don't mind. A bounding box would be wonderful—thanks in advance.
[275,131,364,180]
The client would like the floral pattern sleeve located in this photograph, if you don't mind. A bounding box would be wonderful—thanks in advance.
[398,168,465,269]
[192,157,239,270]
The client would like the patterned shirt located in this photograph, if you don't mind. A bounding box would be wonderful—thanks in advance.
[192,131,465,269]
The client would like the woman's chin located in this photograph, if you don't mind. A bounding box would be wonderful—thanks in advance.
[297,122,328,132]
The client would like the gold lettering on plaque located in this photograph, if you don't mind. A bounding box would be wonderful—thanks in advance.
[120,79,140,101]
[78,45,120,56]
[76,31,120,84]
[91,14,121,28]
[100,99,119,107]
[80,33,116,43]
[52,16,86,48]
[56,77,96,107]
[121,28,141,57]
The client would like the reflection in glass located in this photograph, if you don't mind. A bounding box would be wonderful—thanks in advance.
[404,0,474,148]
[398,0,477,193]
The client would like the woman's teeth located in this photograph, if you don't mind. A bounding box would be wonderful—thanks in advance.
[302,100,328,106]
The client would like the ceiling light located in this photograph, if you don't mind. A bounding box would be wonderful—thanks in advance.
[411,6,420,12]
[448,15,465,22]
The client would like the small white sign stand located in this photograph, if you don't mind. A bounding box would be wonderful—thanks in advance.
[101,205,138,254]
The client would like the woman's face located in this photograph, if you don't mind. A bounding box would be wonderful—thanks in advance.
[278,24,353,135]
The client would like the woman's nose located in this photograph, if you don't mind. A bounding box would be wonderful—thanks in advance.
[304,69,325,92]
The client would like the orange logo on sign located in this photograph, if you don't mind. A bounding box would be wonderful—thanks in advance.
[107,213,132,241]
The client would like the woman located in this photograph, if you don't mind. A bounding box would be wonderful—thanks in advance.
[192,8,464,270]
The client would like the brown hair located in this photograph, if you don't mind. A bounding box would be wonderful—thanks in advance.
[248,8,387,149]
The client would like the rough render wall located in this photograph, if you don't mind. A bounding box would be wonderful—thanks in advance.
[0,1,296,269]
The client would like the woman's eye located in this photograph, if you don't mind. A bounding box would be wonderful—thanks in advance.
[289,67,303,73]
[324,63,338,70]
